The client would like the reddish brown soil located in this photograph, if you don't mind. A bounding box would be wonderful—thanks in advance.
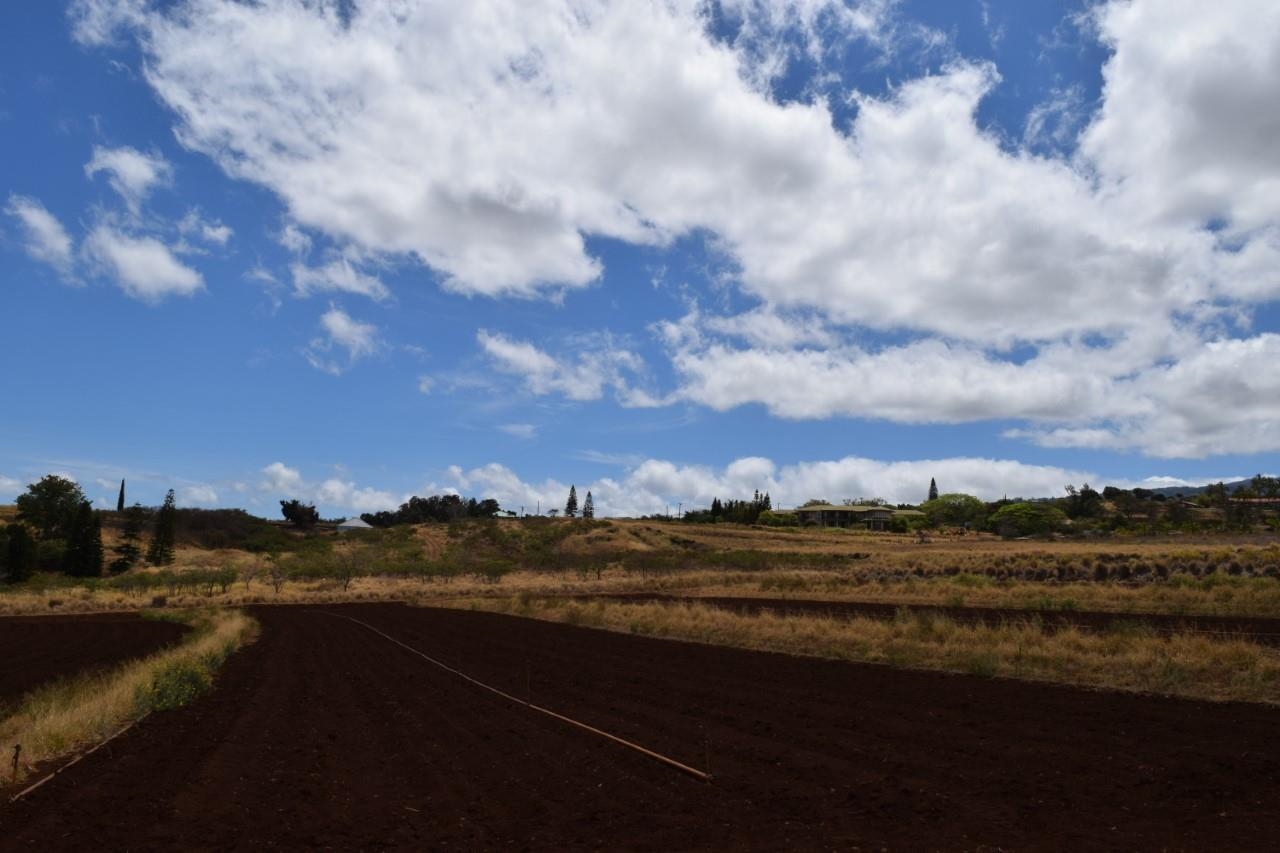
[0,613,188,708]
[5,602,1278,850]
[594,593,1280,645]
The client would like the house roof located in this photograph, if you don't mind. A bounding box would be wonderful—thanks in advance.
[337,517,372,529]
[793,504,891,513]
[792,504,924,516]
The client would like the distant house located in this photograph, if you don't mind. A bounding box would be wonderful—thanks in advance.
[792,504,923,531]
[337,517,373,532]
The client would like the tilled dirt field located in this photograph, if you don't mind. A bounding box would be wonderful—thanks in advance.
[0,613,188,708]
[592,593,1280,645]
[5,602,1279,850]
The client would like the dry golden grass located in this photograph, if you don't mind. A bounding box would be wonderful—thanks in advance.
[0,608,255,784]
[454,595,1280,705]
[679,570,1280,617]
[3,518,1279,619]
[4,559,1280,620]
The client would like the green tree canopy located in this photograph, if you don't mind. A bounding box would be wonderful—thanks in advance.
[280,499,320,529]
[16,474,86,539]
[565,485,578,518]
[1063,484,1105,519]
[582,491,595,519]
[919,493,986,528]
[988,502,1067,538]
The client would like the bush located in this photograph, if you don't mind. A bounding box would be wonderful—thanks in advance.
[138,659,212,712]
[988,502,1067,538]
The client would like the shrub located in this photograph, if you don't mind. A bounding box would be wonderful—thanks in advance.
[138,659,212,712]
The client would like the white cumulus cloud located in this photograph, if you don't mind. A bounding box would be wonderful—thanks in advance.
[178,209,233,246]
[83,224,204,301]
[1082,0,1280,237]
[291,258,389,301]
[6,195,76,278]
[69,0,1280,459]
[304,305,382,375]
[478,330,657,406]
[259,461,400,514]
[441,454,1101,518]
[84,145,172,213]
[180,484,219,506]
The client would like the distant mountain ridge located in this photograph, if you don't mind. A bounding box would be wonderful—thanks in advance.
[1141,479,1259,499]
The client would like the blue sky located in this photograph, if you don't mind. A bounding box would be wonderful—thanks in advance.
[3,0,1279,518]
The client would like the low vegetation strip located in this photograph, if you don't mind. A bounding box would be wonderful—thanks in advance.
[684,569,1280,618]
[586,593,1280,645]
[0,608,255,785]
[463,595,1280,705]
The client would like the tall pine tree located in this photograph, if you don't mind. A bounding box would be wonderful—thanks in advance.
[110,503,146,573]
[116,479,126,512]
[64,500,103,578]
[928,478,939,502]
[147,489,177,567]
[582,491,594,519]
[564,485,579,518]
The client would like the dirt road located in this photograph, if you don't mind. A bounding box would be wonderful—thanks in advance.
[5,603,1278,849]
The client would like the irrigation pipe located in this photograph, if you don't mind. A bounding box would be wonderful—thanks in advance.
[8,713,149,803]
[319,610,713,784]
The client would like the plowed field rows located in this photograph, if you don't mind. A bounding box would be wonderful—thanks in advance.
[5,603,1278,849]
[0,613,188,708]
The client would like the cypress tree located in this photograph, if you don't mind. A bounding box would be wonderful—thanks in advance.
[117,479,126,513]
[582,491,595,519]
[565,485,578,518]
[928,478,939,502]
[147,489,177,567]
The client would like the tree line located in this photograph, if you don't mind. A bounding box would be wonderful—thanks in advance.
[680,491,773,525]
[360,493,501,527]
[1,475,177,583]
